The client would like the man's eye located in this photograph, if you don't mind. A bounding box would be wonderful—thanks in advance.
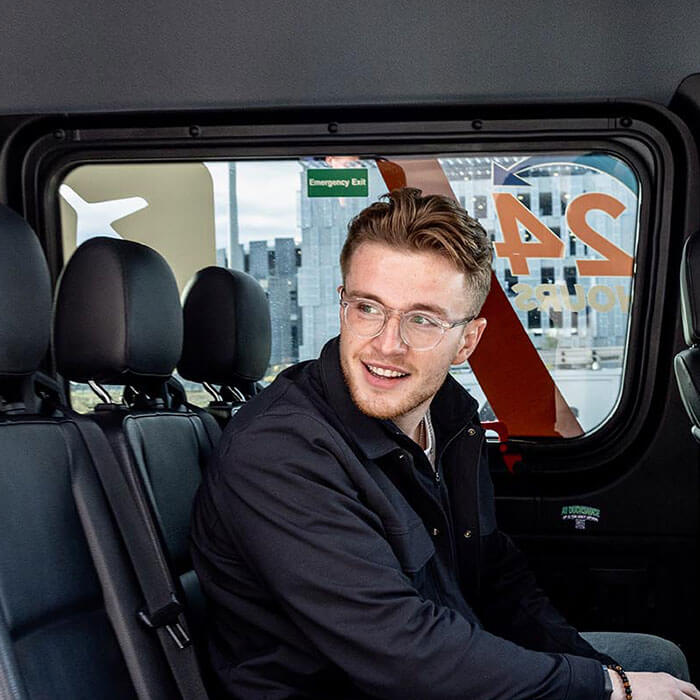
[408,314,440,328]
[358,302,380,315]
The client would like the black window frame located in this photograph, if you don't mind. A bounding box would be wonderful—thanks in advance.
[2,101,695,493]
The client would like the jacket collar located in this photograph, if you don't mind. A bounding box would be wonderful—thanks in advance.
[318,336,479,461]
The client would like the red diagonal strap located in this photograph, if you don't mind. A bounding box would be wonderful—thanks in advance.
[377,157,583,438]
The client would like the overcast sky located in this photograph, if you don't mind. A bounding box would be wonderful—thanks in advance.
[206,160,301,251]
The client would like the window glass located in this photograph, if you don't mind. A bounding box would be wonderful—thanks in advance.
[58,152,640,438]
[540,192,553,216]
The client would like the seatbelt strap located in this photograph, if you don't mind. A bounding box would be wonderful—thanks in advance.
[72,416,209,700]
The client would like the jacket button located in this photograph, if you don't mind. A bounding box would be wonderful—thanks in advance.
[431,528,440,536]
[467,428,477,436]
[463,530,473,539]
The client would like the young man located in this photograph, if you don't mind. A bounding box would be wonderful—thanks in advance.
[191,188,697,699]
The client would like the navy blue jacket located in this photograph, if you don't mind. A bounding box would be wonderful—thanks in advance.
[191,337,613,699]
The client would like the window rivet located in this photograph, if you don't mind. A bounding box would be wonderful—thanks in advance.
[328,122,339,133]
[189,125,201,137]
[472,119,483,130]
[620,117,632,128]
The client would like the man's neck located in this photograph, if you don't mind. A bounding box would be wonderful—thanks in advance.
[393,400,432,449]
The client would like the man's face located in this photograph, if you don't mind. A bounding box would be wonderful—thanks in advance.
[339,241,486,429]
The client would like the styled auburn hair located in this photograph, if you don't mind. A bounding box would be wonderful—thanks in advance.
[340,187,493,315]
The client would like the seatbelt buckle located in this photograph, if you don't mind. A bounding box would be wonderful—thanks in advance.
[138,596,192,649]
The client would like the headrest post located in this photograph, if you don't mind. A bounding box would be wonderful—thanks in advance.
[202,382,223,402]
[88,380,114,404]
[229,385,246,403]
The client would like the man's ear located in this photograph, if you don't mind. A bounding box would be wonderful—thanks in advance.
[337,284,345,327]
[452,318,487,366]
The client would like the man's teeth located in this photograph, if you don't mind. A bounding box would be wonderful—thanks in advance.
[367,364,408,378]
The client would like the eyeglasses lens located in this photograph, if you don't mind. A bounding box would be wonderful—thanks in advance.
[345,301,442,350]
[345,301,385,336]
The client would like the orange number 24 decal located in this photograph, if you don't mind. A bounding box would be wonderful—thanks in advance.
[492,192,633,277]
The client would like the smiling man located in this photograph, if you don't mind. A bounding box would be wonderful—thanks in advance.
[192,188,695,700]
[337,213,486,444]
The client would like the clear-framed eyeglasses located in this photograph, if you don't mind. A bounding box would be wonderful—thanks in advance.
[339,287,473,351]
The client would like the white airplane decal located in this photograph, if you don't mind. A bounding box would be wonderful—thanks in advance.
[59,184,148,245]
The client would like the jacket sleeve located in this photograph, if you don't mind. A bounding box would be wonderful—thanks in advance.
[475,452,617,666]
[207,411,609,700]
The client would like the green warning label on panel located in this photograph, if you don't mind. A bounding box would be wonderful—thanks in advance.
[307,169,369,198]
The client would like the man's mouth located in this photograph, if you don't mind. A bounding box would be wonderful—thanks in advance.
[363,362,410,379]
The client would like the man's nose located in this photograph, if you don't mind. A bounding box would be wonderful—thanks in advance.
[373,313,406,355]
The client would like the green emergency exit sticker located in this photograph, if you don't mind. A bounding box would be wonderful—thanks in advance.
[307,169,369,197]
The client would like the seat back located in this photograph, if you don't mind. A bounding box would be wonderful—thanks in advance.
[675,230,700,441]
[179,266,271,426]
[53,237,221,641]
[0,209,176,699]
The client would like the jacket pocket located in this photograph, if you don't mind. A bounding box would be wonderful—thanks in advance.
[388,519,435,575]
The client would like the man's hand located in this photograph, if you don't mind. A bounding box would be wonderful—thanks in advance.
[609,670,700,699]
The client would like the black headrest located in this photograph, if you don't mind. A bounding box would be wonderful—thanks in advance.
[53,237,183,385]
[178,267,271,387]
[0,205,51,378]
[681,230,700,346]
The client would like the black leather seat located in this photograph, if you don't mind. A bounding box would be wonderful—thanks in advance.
[52,237,221,651]
[179,266,271,426]
[675,230,700,442]
[0,209,177,699]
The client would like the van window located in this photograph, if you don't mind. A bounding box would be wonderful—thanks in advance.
[58,152,640,436]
